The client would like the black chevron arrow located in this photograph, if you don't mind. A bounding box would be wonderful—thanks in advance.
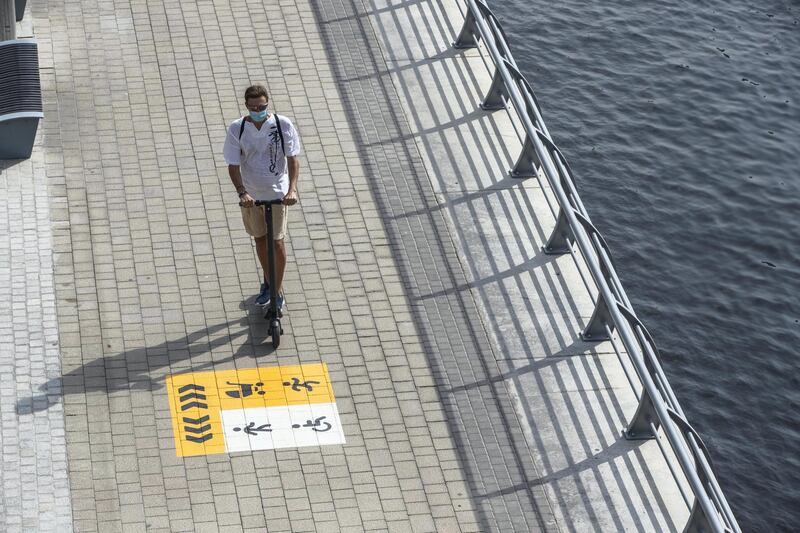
[185,434,213,443]
[181,401,208,410]
[182,415,210,425]
[180,392,207,402]
[184,424,212,434]
[178,383,205,393]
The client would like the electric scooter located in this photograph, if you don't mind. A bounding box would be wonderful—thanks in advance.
[242,199,284,348]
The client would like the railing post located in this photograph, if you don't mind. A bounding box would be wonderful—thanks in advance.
[684,500,714,533]
[624,392,658,440]
[481,68,507,110]
[544,208,572,254]
[510,134,540,177]
[581,294,612,341]
[453,9,479,49]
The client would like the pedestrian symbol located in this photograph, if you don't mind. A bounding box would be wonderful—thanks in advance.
[166,364,345,457]
[233,422,272,434]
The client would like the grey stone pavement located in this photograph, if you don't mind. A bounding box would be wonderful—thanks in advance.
[0,0,690,531]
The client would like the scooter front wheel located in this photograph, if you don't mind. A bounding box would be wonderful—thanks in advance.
[271,319,281,348]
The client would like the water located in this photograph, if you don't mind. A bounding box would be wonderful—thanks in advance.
[489,0,800,530]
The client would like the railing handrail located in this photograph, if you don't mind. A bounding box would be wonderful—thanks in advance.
[456,1,741,531]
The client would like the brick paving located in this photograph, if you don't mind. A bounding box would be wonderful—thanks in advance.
[0,0,573,530]
[312,0,557,530]
[1,159,73,531]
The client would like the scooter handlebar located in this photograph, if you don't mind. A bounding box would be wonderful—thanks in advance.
[239,199,284,207]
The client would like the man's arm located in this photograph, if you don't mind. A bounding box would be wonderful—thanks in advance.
[229,165,253,206]
[283,156,300,205]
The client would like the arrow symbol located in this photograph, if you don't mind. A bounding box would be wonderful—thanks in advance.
[184,424,212,434]
[181,401,208,411]
[177,384,206,393]
[182,415,210,425]
[185,434,213,443]
[179,392,207,403]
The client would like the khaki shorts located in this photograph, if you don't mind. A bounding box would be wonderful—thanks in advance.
[240,204,288,240]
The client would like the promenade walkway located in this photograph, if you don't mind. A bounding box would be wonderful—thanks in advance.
[2,0,686,531]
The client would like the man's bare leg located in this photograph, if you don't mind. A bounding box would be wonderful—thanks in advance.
[274,239,286,295]
[254,235,269,282]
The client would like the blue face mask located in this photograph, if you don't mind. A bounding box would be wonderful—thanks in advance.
[249,108,268,122]
[250,109,267,122]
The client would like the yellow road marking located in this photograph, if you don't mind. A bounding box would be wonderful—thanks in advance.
[166,363,335,457]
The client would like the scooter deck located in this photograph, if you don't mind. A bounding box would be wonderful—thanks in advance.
[263,307,283,320]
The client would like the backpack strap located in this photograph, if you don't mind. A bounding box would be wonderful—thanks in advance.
[238,114,287,156]
[238,116,246,156]
[238,116,247,141]
[274,113,287,156]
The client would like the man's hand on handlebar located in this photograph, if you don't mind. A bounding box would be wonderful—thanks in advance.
[239,194,296,207]
[283,188,298,206]
[239,192,255,207]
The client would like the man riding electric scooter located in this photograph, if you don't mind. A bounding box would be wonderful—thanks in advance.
[223,84,301,345]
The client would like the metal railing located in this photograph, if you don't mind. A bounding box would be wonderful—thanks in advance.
[453,1,740,531]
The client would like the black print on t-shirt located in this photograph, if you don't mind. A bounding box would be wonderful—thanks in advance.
[268,126,281,173]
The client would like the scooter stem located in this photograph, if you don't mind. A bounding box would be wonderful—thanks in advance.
[265,202,278,318]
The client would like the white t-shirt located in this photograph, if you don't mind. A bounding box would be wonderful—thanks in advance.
[223,114,301,201]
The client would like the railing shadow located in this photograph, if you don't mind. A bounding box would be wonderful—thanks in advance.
[313,1,557,530]
[351,0,681,531]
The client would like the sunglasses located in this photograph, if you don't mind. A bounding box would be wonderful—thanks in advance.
[247,103,268,112]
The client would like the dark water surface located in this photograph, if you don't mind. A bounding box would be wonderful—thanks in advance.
[489,0,800,530]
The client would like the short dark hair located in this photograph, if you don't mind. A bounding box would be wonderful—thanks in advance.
[244,84,269,102]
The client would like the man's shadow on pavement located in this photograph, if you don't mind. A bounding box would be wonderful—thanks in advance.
[17,298,275,415]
